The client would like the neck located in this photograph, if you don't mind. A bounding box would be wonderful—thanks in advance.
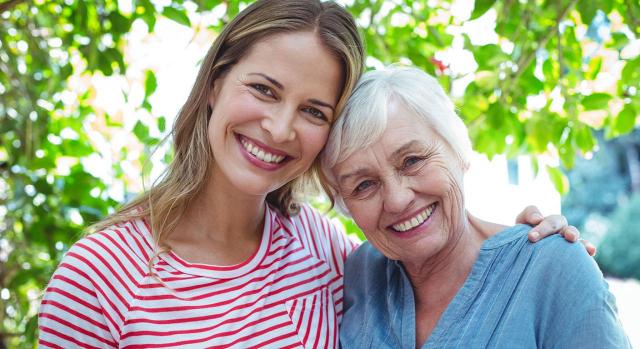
[167,169,268,265]
[405,212,502,347]
[408,217,480,300]
[408,213,492,312]
[188,175,266,241]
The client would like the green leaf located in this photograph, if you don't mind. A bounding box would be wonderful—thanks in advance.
[581,93,612,111]
[204,0,219,10]
[157,116,166,133]
[586,56,602,80]
[133,120,150,142]
[542,59,559,82]
[144,70,157,98]
[614,104,637,135]
[546,166,569,195]
[61,140,94,157]
[108,11,131,33]
[574,126,596,152]
[162,6,191,27]
[474,71,498,89]
[138,0,157,32]
[471,0,498,19]
[486,102,504,128]
[577,0,597,24]
[105,48,126,73]
[620,57,640,88]
[607,32,629,50]
[530,157,539,177]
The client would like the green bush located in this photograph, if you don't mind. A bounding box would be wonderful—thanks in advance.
[596,194,640,279]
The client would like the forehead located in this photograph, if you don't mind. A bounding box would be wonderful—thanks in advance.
[240,32,339,75]
[333,101,440,171]
[371,101,439,154]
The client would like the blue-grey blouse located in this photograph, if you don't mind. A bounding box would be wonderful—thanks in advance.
[340,225,631,348]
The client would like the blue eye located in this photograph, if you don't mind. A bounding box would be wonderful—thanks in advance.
[250,83,274,97]
[302,106,327,121]
[354,180,374,194]
[403,156,424,169]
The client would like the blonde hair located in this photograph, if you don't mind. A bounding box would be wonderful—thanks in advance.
[91,0,364,256]
[321,65,473,213]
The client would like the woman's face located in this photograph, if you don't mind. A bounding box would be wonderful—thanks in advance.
[207,31,343,197]
[332,100,467,266]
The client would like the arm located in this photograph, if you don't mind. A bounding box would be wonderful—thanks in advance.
[515,205,596,256]
[534,239,631,348]
[38,236,124,348]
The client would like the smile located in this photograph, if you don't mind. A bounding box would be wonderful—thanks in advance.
[239,136,286,164]
[391,202,437,232]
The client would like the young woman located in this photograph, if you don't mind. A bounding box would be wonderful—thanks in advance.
[38,1,585,348]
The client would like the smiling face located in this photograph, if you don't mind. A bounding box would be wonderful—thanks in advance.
[332,99,467,266]
[207,31,343,198]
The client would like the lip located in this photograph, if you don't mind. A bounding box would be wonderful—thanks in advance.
[237,134,290,157]
[235,133,291,171]
[386,202,438,239]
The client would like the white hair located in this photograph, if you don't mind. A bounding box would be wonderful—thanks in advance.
[321,65,473,213]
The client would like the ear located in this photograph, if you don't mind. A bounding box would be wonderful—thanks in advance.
[461,158,470,173]
[208,78,222,110]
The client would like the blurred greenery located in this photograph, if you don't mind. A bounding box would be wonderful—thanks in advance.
[562,129,639,278]
[596,193,640,280]
[1,0,639,346]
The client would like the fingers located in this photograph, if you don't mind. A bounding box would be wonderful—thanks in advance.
[516,205,544,225]
[527,214,568,242]
[581,240,597,257]
[561,225,580,242]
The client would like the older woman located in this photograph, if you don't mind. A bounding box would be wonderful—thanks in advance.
[322,66,630,348]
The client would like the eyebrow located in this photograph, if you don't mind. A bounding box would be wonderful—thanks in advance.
[248,73,335,112]
[390,140,422,160]
[248,72,283,90]
[338,168,371,186]
[338,140,424,184]
[309,98,335,113]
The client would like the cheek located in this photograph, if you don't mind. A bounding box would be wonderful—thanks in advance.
[210,93,265,134]
[346,201,380,236]
[298,125,329,160]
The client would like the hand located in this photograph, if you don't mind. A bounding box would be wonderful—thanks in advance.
[515,205,596,257]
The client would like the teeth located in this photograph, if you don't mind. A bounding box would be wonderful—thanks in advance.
[240,138,285,164]
[392,204,436,232]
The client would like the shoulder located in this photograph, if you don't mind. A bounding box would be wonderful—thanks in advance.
[39,220,150,344]
[283,204,357,252]
[507,226,615,316]
[275,204,358,276]
[520,232,631,347]
[345,241,387,272]
[56,219,152,287]
[344,242,390,296]
[526,231,602,283]
[492,225,603,286]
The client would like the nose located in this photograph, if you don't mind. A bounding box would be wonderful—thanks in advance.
[261,106,296,143]
[382,176,415,214]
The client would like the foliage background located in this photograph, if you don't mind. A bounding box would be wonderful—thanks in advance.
[1,0,639,347]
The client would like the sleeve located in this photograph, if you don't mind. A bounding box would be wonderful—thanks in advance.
[297,205,361,324]
[300,205,359,275]
[536,239,632,349]
[38,233,132,348]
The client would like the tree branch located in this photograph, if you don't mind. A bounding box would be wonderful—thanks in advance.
[512,0,577,83]
[623,0,640,36]
[500,0,578,103]
[0,0,27,13]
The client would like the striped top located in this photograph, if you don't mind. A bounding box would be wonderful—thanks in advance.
[38,204,357,348]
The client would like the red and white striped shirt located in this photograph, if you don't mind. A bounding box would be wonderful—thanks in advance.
[38,204,357,348]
